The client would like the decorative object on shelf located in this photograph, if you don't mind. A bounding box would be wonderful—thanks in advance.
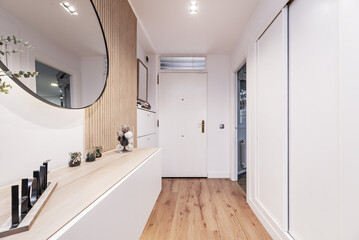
[68,152,82,167]
[0,161,57,238]
[85,151,96,162]
[93,146,103,158]
[116,125,134,152]
[0,35,38,94]
[141,101,152,110]
[137,100,152,110]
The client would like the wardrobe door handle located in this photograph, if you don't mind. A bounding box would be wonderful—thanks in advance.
[202,120,205,133]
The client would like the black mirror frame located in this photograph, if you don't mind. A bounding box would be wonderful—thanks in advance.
[0,0,109,110]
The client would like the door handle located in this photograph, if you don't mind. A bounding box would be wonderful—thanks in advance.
[202,120,205,133]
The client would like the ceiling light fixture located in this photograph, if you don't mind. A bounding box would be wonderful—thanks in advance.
[51,83,58,87]
[60,2,78,16]
[190,1,198,15]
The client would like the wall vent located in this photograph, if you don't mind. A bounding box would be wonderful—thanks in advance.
[160,57,206,70]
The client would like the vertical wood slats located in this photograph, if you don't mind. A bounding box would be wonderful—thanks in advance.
[85,0,137,152]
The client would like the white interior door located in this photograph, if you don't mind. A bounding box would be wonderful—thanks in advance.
[254,9,288,231]
[159,72,207,177]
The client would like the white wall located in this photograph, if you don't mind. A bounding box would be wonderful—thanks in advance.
[340,0,359,238]
[0,77,83,187]
[206,55,231,178]
[136,32,157,112]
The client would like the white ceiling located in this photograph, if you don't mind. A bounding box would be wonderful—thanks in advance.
[130,0,259,55]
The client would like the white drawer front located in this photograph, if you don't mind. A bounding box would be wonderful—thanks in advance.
[137,109,157,137]
[137,134,157,148]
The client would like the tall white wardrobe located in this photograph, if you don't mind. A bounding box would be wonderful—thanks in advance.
[248,0,359,239]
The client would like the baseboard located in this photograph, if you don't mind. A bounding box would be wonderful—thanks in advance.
[248,199,294,240]
[207,172,230,178]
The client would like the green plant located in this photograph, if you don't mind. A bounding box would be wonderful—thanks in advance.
[86,151,95,158]
[0,35,38,94]
[93,146,103,158]
[69,152,82,160]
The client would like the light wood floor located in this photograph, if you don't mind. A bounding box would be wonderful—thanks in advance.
[140,178,271,240]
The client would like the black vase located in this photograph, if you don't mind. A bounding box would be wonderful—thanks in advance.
[95,151,102,158]
[86,155,96,162]
[69,158,81,167]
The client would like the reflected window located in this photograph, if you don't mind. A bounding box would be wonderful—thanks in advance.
[35,61,71,108]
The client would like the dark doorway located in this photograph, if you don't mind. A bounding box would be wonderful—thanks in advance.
[237,63,246,193]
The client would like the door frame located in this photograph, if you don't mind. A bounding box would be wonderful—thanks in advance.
[230,59,247,182]
[158,71,209,177]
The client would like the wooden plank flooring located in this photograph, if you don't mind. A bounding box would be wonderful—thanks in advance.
[140,178,272,240]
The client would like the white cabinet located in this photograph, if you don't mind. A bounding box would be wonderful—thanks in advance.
[137,108,157,148]
[138,134,157,148]
[289,0,340,239]
[53,149,162,240]
[255,9,288,231]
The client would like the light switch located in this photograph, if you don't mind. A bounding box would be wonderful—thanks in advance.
[220,124,225,129]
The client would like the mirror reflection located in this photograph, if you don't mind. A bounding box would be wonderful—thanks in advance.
[0,0,108,108]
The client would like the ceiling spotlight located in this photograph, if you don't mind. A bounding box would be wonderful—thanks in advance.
[51,83,58,87]
[190,1,198,14]
[60,2,78,16]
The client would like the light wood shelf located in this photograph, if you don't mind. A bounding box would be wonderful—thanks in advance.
[0,148,159,239]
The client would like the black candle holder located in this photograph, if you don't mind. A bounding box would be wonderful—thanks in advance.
[8,161,50,230]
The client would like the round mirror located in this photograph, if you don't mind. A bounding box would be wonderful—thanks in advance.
[0,0,108,108]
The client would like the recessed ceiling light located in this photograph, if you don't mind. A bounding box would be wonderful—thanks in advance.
[51,83,58,87]
[190,1,198,14]
[60,2,78,16]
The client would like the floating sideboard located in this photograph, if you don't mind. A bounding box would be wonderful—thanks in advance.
[137,108,157,148]
[0,148,161,240]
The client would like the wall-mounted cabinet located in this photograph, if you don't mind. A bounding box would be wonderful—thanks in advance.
[137,108,157,148]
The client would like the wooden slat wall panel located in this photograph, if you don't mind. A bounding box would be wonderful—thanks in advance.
[85,0,137,151]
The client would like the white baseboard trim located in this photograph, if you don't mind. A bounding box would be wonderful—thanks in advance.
[207,172,230,178]
[248,199,294,240]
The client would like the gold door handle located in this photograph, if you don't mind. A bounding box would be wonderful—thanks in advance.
[202,120,205,133]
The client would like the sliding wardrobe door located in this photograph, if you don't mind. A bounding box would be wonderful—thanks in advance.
[254,9,288,231]
[289,0,340,239]
[340,0,359,238]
